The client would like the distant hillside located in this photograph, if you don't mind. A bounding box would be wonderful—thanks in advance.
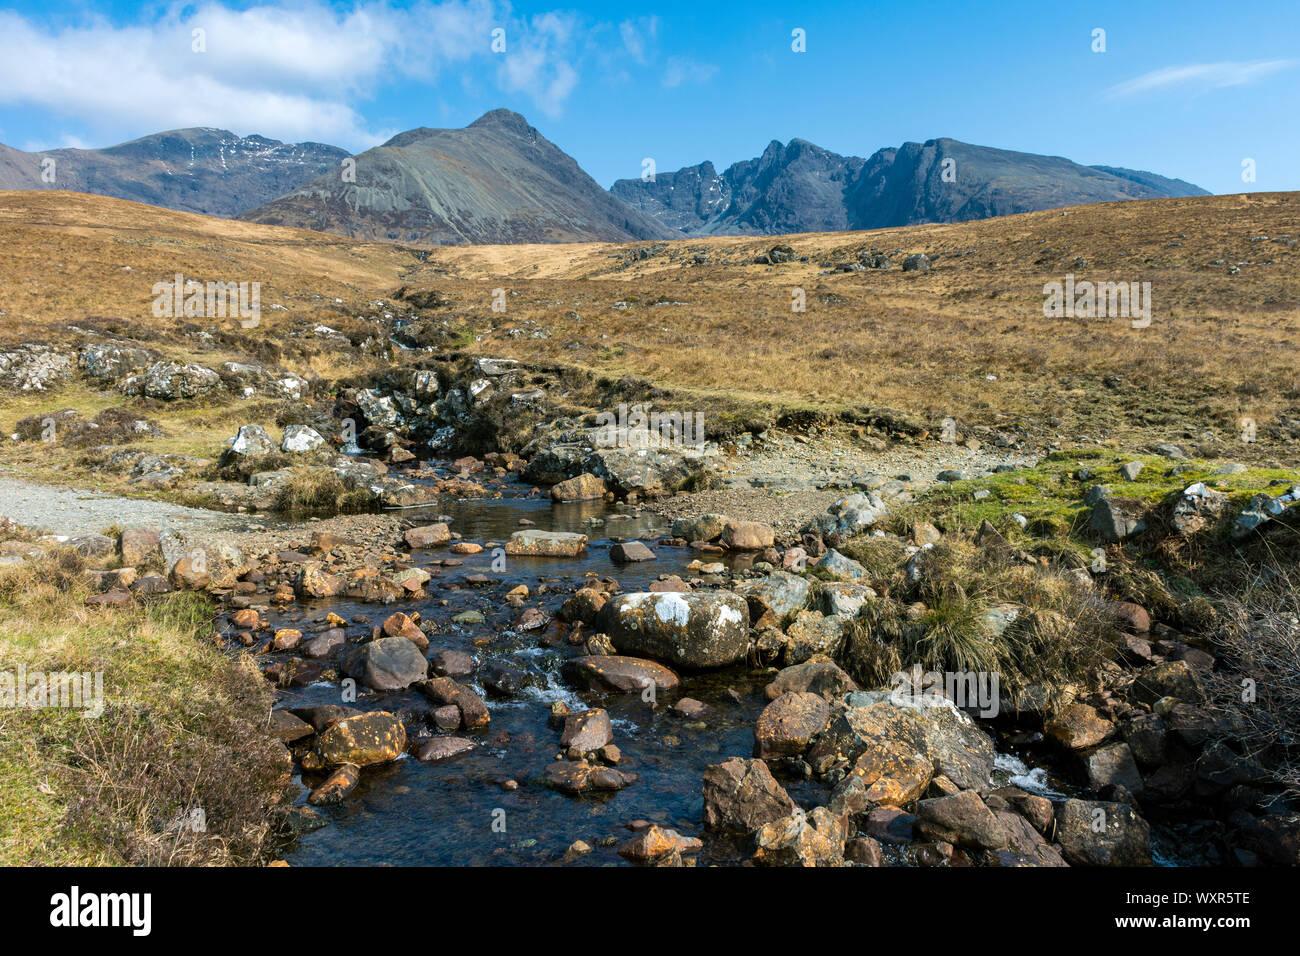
[0,129,348,218]
[238,109,674,245]
[613,137,1211,235]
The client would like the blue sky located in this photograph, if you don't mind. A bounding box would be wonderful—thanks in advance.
[0,0,1296,192]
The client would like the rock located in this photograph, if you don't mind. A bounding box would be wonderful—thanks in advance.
[123,361,220,400]
[813,549,868,581]
[0,343,73,391]
[221,424,276,464]
[617,825,702,862]
[734,570,810,620]
[118,526,161,567]
[550,473,606,501]
[782,610,844,664]
[404,523,451,548]
[722,520,775,551]
[169,555,211,590]
[916,791,1007,850]
[308,764,360,805]
[416,737,476,763]
[561,709,614,754]
[1055,799,1152,866]
[505,530,588,557]
[1130,660,1203,707]
[990,811,1068,866]
[764,657,859,701]
[317,712,406,766]
[67,533,115,558]
[84,590,132,609]
[1171,482,1229,534]
[865,806,916,844]
[567,655,680,694]
[755,692,832,759]
[559,586,607,623]
[268,709,315,743]
[1045,702,1114,750]
[130,574,171,595]
[341,636,429,691]
[543,760,638,794]
[1089,497,1147,541]
[1232,492,1289,539]
[702,757,798,833]
[845,836,885,865]
[671,514,729,542]
[611,540,656,563]
[753,806,848,866]
[1115,601,1151,633]
[294,560,342,599]
[302,628,345,659]
[421,677,491,729]
[902,253,931,272]
[597,591,750,669]
[819,582,877,618]
[281,424,326,453]
[1084,742,1144,793]
[79,342,158,382]
[1119,461,1144,481]
[430,649,476,678]
[381,611,425,646]
[272,628,303,651]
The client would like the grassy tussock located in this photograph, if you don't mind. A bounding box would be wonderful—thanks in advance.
[0,549,290,866]
[273,466,377,516]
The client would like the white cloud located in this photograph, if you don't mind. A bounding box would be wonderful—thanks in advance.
[0,1,584,147]
[1107,59,1297,99]
[662,55,718,89]
[618,16,658,65]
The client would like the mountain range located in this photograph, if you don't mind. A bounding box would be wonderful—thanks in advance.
[0,128,348,218]
[0,110,1209,243]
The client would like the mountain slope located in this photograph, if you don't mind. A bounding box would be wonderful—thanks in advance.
[238,109,674,245]
[0,129,348,218]
[613,137,1210,235]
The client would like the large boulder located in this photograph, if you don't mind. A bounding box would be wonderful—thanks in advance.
[316,712,406,767]
[702,757,797,833]
[1055,799,1152,866]
[915,791,1007,850]
[806,492,887,539]
[597,591,750,669]
[504,530,587,557]
[733,570,810,620]
[221,424,276,464]
[341,636,429,691]
[754,692,832,759]
[281,424,327,454]
[79,342,158,382]
[753,806,848,867]
[722,520,775,551]
[550,473,606,501]
[671,513,730,542]
[123,361,221,400]
[566,655,680,694]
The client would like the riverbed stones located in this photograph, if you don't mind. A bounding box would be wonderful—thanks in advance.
[764,657,859,701]
[722,519,774,551]
[117,526,161,567]
[303,628,345,659]
[916,791,1007,850]
[550,473,606,501]
[1129,660,1203,707]
[597,591,749,669]
[317,711,406,767]
[733,570,810,620]
[617,825,702,863]
[1055,799,1152,866]
[505,529,588,557]
[1083,742,1144,793]
[702,757,797,832]
[755,692,832,759]
[341,636,428,691]
[782,610,844,664]
[559,586,607,623]
[753,806,848,867]
[561,709,614,755]
[308,764,361,805]
[567,655,680,694]
[416,737,476,763]
[1045,702,1114,750]
[430,649,476,678]
[543,760,638,794]
[611,540,656,563]
[814,549,869,581]
[671,513,730,542]
[268,709,315,743]
[421,677,491,729]
[404,523,450,548]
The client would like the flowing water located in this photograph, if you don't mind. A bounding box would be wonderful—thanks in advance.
[246,466,1198,866]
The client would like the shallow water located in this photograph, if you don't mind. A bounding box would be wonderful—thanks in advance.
[251,467,1202,866]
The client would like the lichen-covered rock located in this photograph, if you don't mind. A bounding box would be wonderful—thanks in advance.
[317,712,406,767]
[702,757,797,833]
[504,529,588,557]
[1055,799,1152,866]
[597,591,749,669]
[755,692,832,759]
